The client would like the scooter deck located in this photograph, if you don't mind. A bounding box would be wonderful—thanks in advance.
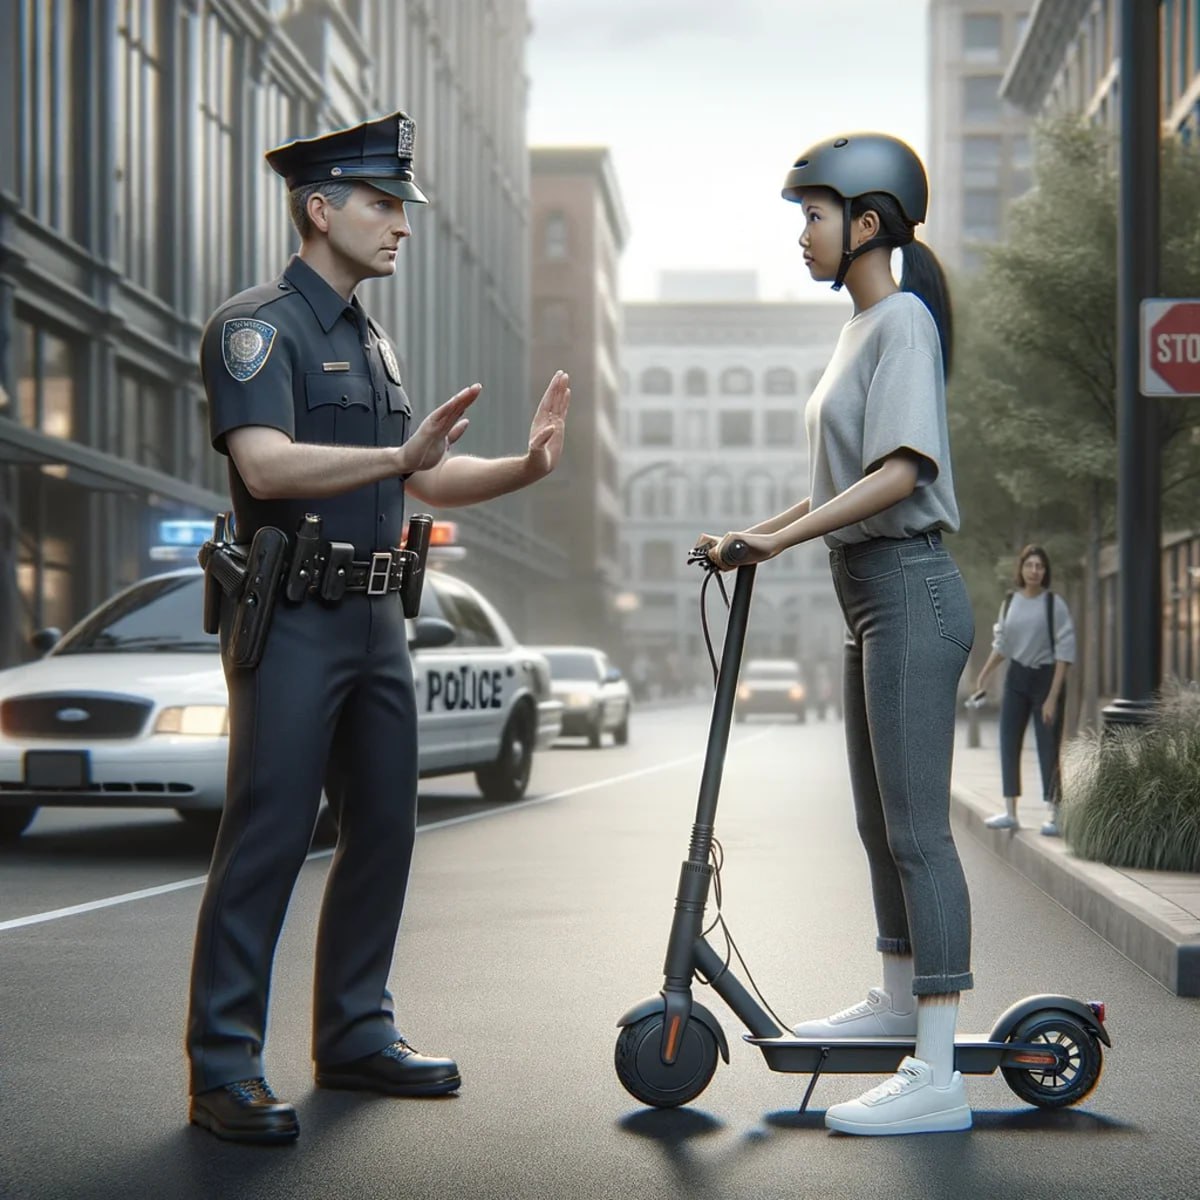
[742,1033,1048,1076]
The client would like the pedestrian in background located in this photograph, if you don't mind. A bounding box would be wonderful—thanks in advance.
[974,544,1076,837]
[698,131,975,1136]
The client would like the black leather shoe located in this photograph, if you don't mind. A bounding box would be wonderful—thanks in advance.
[189,1078,299,1144]
[315,1038,461,1096]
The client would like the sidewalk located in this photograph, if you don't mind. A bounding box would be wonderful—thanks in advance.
[951,722,1200,996]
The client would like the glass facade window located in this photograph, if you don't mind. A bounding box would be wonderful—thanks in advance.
[14,316,79,440]
[640,410,674,447]
[719,366,753,395]
[117,369,175,473]
[765,409,797,446]
[963,14,1003,61]
[719,410,753,447]
[964,75,1003,123]
[684,367,708,396]
[18,0,84,242]
[764,367,797,395]
[640,367,672,394]
[116,0,168,297]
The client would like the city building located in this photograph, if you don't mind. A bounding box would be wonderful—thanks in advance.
[1002,0,1200,689]
[528,147,629,655]
[619,280,847,696]
[926,0,1036,275]
[0,0,551,666]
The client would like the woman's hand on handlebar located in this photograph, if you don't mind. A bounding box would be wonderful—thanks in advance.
[697,531,780,571]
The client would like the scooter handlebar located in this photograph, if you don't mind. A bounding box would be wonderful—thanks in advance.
[687,538,750,570]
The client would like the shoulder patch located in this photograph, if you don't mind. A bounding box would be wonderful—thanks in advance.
[222,318,277,382]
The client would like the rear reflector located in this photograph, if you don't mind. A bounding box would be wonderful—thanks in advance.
[1087,1000,1106,1024]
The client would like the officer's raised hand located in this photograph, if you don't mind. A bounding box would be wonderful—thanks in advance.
[401,384,481,474]
[526,371,571,477]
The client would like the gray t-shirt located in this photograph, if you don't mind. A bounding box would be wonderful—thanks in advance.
[805,291,960,547]
[992,591,1077,668]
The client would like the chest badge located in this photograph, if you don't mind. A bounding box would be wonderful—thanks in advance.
[379,339,403,386]
[222,318,277,382]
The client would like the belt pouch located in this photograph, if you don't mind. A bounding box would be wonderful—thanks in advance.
[230,526,288,669]
[320,542,356,602]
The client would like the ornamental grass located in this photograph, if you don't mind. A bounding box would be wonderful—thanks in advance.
[1061,680,1200,872]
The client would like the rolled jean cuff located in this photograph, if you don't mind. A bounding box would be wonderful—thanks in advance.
[876,936,912,955]
[913,970,974,996]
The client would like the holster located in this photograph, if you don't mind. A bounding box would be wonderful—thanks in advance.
[228,526,288,669]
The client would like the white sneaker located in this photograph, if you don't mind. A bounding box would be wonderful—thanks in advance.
[791,988,917,1039]
[985,812,1019,830]
[824,1056,972,1136]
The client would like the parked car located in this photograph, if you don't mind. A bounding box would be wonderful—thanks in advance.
[0,567,562,840]
[532,646,631,748]
[735,658,807,723]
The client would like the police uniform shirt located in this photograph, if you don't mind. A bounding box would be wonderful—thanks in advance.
[201,254,412,553]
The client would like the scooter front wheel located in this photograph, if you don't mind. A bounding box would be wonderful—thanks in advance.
[1000,1011,1103,1108]
[615,1013,719,1108]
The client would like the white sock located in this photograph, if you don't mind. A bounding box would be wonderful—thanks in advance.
[881,953,914,1014]
[915,995,959,1087]
[1005,795,1018,821]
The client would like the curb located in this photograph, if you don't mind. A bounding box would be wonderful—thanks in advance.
[951,780,1200,997]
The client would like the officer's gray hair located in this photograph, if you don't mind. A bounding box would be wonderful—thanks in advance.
[289,181,357,240]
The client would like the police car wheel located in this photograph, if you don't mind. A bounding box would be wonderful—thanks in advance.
[0,804,38,841]
[614,714,629,746]
[475,708,534,803]
[587,717,603,749]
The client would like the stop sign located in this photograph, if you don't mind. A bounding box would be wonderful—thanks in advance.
[1141,299,1200,396]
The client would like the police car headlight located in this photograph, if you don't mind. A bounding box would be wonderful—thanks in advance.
[566,692,594,710]
[154,705,229,736]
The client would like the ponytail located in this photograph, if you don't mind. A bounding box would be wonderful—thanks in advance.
[850,191,955,379]
[900,240,954,379]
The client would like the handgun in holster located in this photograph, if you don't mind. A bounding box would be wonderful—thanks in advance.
[399,514,434,618]
[198,513,238,636]
[227,526,288,669]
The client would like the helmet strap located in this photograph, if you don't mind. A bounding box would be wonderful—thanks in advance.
[831,196,904,291]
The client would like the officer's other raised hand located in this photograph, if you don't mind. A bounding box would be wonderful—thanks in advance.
[526,371,571,477]
[403,384,480,474]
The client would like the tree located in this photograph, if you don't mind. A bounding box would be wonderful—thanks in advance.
[948,116,1200,726]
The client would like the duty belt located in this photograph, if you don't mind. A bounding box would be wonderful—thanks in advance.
[336,550,405,596]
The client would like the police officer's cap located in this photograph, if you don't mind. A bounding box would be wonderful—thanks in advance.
[265,110,428,205]
[781,132,928,225]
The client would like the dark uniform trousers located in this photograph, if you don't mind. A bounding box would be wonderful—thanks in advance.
[187,589,417,1093]
[190,253,417,1094]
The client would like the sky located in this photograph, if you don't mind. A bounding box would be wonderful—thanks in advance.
[526,0,930,302]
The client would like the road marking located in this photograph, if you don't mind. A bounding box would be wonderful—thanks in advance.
[0,728,775,933]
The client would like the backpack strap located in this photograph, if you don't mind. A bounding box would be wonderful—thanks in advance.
[1001,591,1014,622]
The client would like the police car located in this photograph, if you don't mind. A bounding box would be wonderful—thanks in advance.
[0,560,562,840]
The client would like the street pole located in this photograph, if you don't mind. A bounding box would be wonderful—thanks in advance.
[1103,0,1162,730]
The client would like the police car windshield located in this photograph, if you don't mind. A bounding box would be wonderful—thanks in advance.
[542,651,602,681]
[55,575,219,655]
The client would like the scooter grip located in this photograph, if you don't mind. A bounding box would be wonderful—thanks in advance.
[725,539,750,564]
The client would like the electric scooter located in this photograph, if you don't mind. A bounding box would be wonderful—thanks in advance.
[615,544,1110,1113]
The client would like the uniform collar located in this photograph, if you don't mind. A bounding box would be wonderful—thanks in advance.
[282,255,364,334]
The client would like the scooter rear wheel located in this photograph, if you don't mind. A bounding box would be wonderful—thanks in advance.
[1000,1011,1103,1108]
[615,1014,719,1108]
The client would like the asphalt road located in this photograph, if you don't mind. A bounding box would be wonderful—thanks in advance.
[1,707,1197,1200]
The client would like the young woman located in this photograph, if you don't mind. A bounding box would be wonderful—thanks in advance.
[975,545,1077,836]
[698,132,974,1135]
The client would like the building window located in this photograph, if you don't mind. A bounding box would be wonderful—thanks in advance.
[544,211,568,260]
[538,300,571,343]
[640,367,672,394]
[719,410,753,447]
[684,367,709,396]
[963,188,1002,241]
[14,317,80,441]
[963,14,1003,61]
[640,410,674,447]
[641,540,675,581]
[18,0,85,242]
[719,367,753,395]
[963,135,1002,186]
[118,368,176,472]
[764,367,797,395]
[765,410,798,446]
[963,75,1003,123]
[682,410,707,450]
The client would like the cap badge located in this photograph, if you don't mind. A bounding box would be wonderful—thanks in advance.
[222,318,277,382]
[379,339,402,385]
[397,117,416,159]
[330,166,343,176]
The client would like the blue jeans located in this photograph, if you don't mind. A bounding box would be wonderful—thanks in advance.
[830,532,975,996]
[999,661,1064,803]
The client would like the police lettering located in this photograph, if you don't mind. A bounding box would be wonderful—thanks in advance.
[424,667,504,711]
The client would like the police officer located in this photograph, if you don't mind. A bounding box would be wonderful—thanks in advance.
[187,111,571,1144]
